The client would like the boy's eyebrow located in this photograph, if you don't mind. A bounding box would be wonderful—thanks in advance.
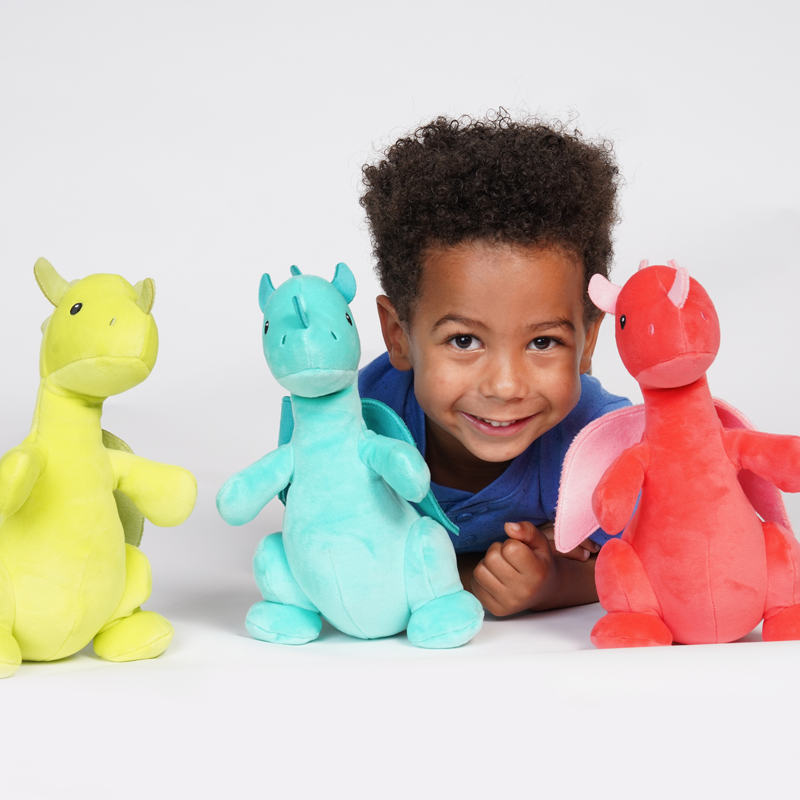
[431,314,576,333]
[527,318,576,334]
[431,314,487,331]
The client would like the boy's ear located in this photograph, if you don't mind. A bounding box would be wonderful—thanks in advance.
[376,295,413,371]
[579,314,604,375]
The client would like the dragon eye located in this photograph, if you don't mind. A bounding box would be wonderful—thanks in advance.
[70,303,83,315]
[619,314,626,330]
[345,313,353,326]
[264,320,269,335]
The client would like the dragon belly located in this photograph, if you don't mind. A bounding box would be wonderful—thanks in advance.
[283,478,418,640]
[0,488,126,661]
[631,449,767,644]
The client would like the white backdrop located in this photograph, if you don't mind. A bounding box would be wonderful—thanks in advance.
[1,2,798,798]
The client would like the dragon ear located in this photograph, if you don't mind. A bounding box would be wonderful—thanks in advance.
[134,278,156,314]
[34,257,70,306]
[588,274,621,315]
[331,262,356,304]
[259,273,276,312]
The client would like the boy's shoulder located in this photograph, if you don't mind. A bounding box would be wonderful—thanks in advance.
[358,352,412,416]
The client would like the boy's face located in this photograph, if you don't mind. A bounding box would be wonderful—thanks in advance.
[378,242,601,471]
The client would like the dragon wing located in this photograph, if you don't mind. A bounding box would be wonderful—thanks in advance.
[554,406,645,553]
[102,430,145,547]
[712,398,793,532]
[360,398,458,535]
[554,399,794,554]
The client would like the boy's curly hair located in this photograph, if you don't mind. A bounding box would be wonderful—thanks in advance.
[360,111,620,323]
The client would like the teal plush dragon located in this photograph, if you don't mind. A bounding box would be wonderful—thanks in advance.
[216,263,483,647]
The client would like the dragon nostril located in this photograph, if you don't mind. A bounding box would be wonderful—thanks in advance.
[701,311,707,321]
[109,318,116,326]
[281,335,286,345]
[649,324,654,335]
[331,331,338,340]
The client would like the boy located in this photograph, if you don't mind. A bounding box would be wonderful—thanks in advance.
[358,112,630,616]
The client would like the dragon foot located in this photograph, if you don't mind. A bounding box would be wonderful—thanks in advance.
[0,629,21,678]
[591,611,673,649]
[407,591,484,649]
[762,605,800,642]
[245,601,322,645]
[93,610,174,662]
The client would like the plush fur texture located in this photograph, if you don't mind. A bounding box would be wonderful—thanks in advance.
[216,263,483,647]
[555,262,800,646]
[0,258,197,678]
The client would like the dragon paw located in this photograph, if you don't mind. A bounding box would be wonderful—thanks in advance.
[407,590,484,649]
[94,610,174,662]
[763,605,800,642]
[245,601,322,645]
[591,611,673,648]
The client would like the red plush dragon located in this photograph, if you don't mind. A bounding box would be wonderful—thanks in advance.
[555,261,800,647]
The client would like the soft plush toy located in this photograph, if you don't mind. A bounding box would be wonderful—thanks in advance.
[217,263,483,648]
[0,258,197,678]
[555,261,800,647]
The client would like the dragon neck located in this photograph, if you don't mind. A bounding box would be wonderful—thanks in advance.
[290,382,361,441]
[31,377,105,442]
[641,375,717,439]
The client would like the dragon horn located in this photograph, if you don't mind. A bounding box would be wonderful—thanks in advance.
[134,279,156,314]
[667,261,689,309]
[292,295,309,328]
[588,274,622,315]
[637,259,650,271]
[34,257,71,306]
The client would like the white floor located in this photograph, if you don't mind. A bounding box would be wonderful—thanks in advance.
[4,513,795,800]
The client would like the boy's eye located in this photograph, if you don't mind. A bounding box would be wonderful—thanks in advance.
[450,334,481,351]
[529,337,557,351]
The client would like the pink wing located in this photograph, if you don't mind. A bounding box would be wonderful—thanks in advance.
[712,398,793,532]
[554,398,794,554]
[554,405,645,553]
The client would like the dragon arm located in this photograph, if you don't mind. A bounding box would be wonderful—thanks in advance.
[109,450,197,527]
[0,440,48,523]
[358,431,429,503]
[592,442,649,535]
[723,429,800,493]
[217,445,294,526]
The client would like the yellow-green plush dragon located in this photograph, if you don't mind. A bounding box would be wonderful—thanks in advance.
[0,258,197,678]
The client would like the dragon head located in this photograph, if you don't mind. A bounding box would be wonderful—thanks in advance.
[589,261,720,389]
[257,262,361,397]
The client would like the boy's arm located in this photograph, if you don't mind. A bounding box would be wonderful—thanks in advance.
[462,521,598,615]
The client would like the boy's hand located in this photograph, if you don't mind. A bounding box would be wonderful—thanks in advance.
[470,522,559,616]
[540,524,600,562]
[467,521,600,616]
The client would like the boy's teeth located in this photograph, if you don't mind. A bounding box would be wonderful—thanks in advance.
[480,417,514,427]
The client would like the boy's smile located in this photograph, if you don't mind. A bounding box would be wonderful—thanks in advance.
[377,241,601,493]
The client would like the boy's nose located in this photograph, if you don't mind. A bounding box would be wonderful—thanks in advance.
[479,354,527,401]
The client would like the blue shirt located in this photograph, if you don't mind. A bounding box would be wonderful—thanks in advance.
[358,353,630,553]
